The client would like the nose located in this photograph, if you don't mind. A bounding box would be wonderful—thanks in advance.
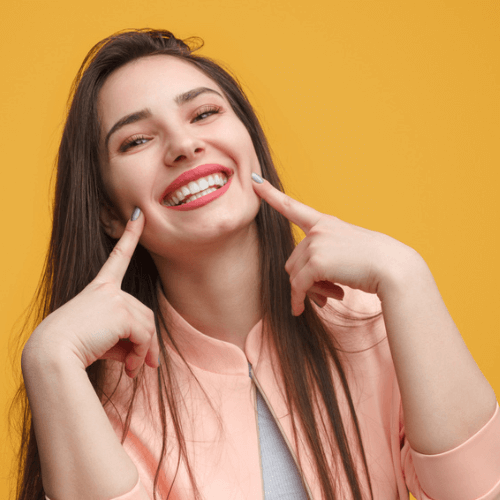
[163,129,205,165]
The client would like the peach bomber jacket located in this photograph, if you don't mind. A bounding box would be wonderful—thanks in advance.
[46,287,500,500]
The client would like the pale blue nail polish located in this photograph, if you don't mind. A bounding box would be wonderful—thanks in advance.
[131,207,141,221]
[251,173,263,184]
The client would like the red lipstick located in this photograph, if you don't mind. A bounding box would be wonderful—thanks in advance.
[160,164,233,203]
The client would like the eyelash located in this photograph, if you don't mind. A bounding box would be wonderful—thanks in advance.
[119,105,222,152]
[192,105,222,122]
[120,135,149,153]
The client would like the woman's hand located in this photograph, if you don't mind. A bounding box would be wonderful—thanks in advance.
[24,209,159,378]
[251,175,422,315]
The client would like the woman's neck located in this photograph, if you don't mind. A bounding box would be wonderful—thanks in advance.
[153,223,262,351]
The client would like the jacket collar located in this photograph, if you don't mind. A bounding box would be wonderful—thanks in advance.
[157,285,264,377]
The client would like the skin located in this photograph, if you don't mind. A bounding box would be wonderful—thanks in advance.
[97,57,496,455]
[98,55,264,351]
[27,54,496,469]
[250,178,497,455]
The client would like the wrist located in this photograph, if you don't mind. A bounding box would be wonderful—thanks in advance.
[376,249,429,303]
[22,331,86,376]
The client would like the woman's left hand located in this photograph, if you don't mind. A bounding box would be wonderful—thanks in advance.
[251,175,422,315]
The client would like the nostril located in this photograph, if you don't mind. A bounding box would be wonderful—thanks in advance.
[194,147,203,153]
[174,155,186,162]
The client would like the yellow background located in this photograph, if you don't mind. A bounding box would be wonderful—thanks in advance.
[1,1,498,498]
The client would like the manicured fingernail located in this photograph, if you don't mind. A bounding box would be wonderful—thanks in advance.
[131,207,141,221]
[251,173,263,183]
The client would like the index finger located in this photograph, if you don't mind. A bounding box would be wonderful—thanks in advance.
[96,208,145,285]
[251,174,321,233]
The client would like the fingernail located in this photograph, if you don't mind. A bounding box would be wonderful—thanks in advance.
[131,207,141,221]
[251,173,263,184]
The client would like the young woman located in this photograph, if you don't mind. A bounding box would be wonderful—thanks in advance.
[13,29,500,500]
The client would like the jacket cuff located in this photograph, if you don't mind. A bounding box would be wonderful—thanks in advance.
[410,400,500,500]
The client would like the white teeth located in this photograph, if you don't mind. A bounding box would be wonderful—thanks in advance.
[163,172,229,206]
[198,178,209,191]
[184,187,217,204]
[187,181,201,194]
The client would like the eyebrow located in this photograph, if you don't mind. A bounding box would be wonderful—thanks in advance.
[174,86,223,105]
[104,109,152,151]
[104,86,224,150]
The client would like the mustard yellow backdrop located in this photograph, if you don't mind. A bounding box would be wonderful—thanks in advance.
[1,1,498,498]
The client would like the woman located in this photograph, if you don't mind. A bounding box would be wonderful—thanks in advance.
[13,29,500,500]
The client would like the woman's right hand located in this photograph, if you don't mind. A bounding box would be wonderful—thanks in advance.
[24,208,160,378]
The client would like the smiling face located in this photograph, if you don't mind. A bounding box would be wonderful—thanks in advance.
[97,55,262,260]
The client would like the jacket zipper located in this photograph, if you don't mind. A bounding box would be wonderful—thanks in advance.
[249,363,313,499]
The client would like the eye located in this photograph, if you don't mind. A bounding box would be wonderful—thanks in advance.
[120,135,149,152]
[192,105,222,123]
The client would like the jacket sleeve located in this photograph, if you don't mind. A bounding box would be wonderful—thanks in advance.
[401,399,500,500]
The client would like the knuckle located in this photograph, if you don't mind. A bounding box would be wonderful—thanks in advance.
[309,254,323,269]
[146,319,156,336]
[124,308,136,324]
[110,245,131,261]
[145,308,155,323]
[309,225,321,237]
[93,281,118,297]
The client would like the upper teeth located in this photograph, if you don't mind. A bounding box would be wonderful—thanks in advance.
[163,173,228,207]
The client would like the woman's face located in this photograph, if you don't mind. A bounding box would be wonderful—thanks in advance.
[97,55,262,259]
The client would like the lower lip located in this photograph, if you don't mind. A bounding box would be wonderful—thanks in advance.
[165,177,233,211]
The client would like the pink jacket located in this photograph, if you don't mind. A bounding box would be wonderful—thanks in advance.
[48,287,500,499]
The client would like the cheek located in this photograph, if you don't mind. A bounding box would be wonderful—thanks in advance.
[103,168,144,214]
[219,121,257,160]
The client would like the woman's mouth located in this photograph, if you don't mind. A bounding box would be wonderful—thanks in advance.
[162,172,231,211]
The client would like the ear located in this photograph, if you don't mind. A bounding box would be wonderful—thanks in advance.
[100,203,126,239]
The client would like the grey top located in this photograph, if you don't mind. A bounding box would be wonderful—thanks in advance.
[250,364,309,499]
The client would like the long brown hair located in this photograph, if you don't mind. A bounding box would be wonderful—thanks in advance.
[10,29,383,500]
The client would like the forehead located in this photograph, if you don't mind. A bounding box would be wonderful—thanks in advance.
[98,55,221,126]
